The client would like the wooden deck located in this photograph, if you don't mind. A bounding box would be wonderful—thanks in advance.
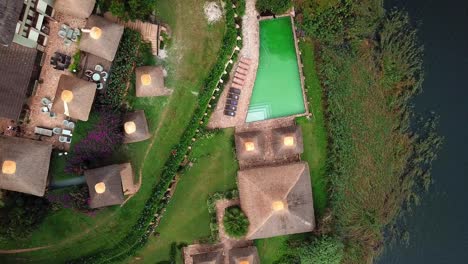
[103,12,164,56]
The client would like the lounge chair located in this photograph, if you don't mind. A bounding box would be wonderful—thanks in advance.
[224,110,236,117]
[229,88,241,95]
[228,94,240,100]
[234,72,246,79]
[233,77,244,85]
[232,83,243,90]
[240,57,252,64]
[226,99,238,106]
[225,105,237,111]
[238,62,250,70]
[236,68,248,75]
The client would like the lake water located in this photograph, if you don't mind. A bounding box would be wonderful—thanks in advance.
[378,1,468,263]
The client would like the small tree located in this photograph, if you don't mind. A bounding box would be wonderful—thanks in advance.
[256,0,292,14]
[223,206,249,238]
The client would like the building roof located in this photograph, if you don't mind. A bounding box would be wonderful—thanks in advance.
[123,110,151,143]
[229,246,260,264]
[120,163,137,195]
[0,43,37,120]
[237,162,315,239]
[234,131,266,161]
[0,0,23,46]
[54,0,96,19]
[272,125,304,157]
[0,136,52,196]
[135,66,172,97]
[85,164,128,208]
[191,250,224,264]
[52,75,97,121]
[79,15,124,61]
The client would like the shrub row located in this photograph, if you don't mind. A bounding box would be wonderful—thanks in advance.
[71,1,243,262]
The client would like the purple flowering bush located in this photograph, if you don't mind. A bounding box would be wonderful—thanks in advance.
[66,108,123,174]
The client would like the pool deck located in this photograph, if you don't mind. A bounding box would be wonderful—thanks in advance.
[208,4,308,129]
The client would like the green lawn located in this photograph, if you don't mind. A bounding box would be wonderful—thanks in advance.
[256,39,329,263]
[125,129,238,263]
[0,0,226,262]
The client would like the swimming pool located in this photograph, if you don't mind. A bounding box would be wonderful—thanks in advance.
[246,17,306,122]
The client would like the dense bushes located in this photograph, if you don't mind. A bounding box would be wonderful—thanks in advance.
[105,0,156,21]
[274,236,344,264]
[70,1,243,262]
[223,206,249,238]
[256,0,291,14]
[207,190,239,241]
[98,29,141,108]
[0,192,50,241]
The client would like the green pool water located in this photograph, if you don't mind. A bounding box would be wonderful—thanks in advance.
[246,17,305,122]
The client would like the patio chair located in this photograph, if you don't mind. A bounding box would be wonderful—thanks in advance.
[94,64,104,72]
[59,136,67,143]
[97,83,104,90]
[41,106,49,113]
[53,128,62,135]
[85,70,93,77]
[65,137,72,144]
[49,112,57,119]
[66,121,75,129]
[41,98,52,106]
[101,71,108,79]
[58,30,67,39]
[64,39,72,46]
[63,120,70,127]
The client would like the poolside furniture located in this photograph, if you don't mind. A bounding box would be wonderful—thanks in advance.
[34,127,53,137]
[41,106,49,113]
[233,77,244,85]
[92,73,101,82]
[240,57,252,64]
[236,68,248,75]
[234,72,246,79]
[226,99,238,106]
[95,64,104,72]
[52,128,62,135]
[228,93,240,100]
[232,83,243,90]
[63,120,70,127]
[229,88,241,95]
[238,63,249,70]
[224,110,236,116]
[59,136,67,143]
[41,97,52,106]
[225,105,237,111]
[62,129,72,136]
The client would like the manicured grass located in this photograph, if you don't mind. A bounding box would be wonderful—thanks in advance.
[256,39,329,263]
[125,129,238,263]
[0,0,226,262]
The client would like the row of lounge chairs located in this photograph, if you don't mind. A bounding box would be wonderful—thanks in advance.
[224,57,251,117]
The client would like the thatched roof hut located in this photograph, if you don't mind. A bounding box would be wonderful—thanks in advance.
[79,15,124,61]
[237,162,315,239]
[0,136,52,196]
[229,246,260,264]
[85,163,135,208]
[123,110,151,143]
[0,0,23,46]
[272,125,304,157]
[135,66,172,97]
[54,0,95,19]
[234,131,265,161]
[191,250,224,264]
[52,75,96,121]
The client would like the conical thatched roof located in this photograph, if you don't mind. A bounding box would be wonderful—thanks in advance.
[272,125,304,157]
[123,110,151,143]
[229,246,260,264]
[0,0,23,46]
[85,164,127,208]
[54,0,95,19]
[237,162,315,239]
[234,131,265,161]
[0,136,52,196]
[191,250,224,264]
[135,66,172,97]
[52,75,96,121]
[79,15,124,61]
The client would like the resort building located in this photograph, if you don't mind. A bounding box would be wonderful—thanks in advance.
[0,136,52,196]
[0,0,56,120]
[79,15,124,61]
[229,246,260,264]
[85,163,136,208]
[272,125,304,158]
[135,66,172,97]
[234,131,265,162]
[52,75,97,121]
[123,110,151,143]
[54,0,95,19]
[237,162,315,239]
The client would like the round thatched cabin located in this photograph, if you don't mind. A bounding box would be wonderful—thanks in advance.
[54,0,96,18]
[123,110,151,143]
[237,162,315,239]
[135,66,173,97]
[0,136,52,196]
[52,74,97,121]
[84,163,135,208]
[79,15,124,61]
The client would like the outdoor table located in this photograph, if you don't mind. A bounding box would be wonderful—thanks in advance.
[62,129,72,136]
[92,73,101,82]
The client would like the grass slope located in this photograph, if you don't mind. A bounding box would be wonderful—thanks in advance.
[126,129,238,263]
[0,0,225,263]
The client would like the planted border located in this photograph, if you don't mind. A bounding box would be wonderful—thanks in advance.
[71,1,244,262]
[207,189,240,242]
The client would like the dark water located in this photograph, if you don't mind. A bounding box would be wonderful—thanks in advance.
[378,1,468,263]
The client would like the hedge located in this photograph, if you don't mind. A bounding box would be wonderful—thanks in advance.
[70,1,244,262]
